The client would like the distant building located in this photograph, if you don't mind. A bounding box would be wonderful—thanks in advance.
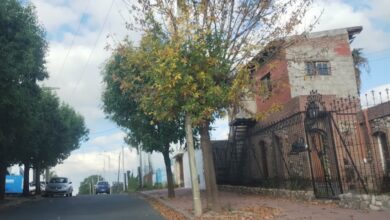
[172,149,206,190]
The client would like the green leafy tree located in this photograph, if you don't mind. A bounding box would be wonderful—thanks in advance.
[18,90,88,195]
[0,0,48,199]
[35,92,88,194]
[102,43,185,198]
[120,0,314,214]
[79,175,103,195]
[127,171,139,192]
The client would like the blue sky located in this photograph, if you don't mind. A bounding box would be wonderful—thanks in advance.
[26,0,390,192]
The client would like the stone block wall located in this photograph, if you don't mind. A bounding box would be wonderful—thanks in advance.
[219,185,390,211]
[338,193,390,211]
[218,185,315,201]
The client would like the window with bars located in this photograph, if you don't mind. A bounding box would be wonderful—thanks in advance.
[306,61,330,76]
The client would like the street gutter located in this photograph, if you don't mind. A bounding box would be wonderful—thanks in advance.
[137,191,192,220]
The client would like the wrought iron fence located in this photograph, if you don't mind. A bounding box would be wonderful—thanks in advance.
[214,91,390,199]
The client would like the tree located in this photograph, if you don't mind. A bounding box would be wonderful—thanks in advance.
[30,92,88,194]
[79,175,103,195]
[119,0,314,214]
[17,90,88,195]
[352,48,370,93]
[0,0,48,199]
[102,43,185,198]
[44,170,57,182]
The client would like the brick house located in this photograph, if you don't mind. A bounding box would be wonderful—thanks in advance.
[214,26,390,199]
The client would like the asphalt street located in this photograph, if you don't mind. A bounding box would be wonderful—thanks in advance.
[0,194,163,220]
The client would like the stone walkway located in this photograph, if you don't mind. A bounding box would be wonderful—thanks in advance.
[142,188,390,220]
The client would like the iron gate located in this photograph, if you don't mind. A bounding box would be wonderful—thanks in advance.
[305,107,343,198]
[304,91,371,199]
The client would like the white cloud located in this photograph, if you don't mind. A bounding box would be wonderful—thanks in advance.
[302,0,390,52]
[211,117,229,140]
[90,132,126,148]
[33,0,81,32]
[366,0,390,21]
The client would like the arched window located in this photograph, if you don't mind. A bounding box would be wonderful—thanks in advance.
[375,132,390,175]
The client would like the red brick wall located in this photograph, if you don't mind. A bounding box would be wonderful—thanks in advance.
[333,39,352,57]
[254,56,291,113]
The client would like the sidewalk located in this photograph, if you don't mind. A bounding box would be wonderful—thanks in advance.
[0,195,42,211]
[140,188,390,220]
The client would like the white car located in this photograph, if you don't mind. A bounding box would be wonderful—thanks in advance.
[44,177,73,197]
[29,181,46,195]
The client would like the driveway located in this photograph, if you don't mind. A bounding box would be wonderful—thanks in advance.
[0,194,163,220]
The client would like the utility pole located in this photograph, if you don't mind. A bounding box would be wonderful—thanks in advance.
[138,145,143,188]
[107,154,111,184]
[122,145,125,191]
[117,152,121,184]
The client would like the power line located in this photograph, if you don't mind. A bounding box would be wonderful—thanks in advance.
[369,56,390,62]
[90,127,119,135]
[365,48,390,56]
[57,0,92,77]
[70,0,116,96]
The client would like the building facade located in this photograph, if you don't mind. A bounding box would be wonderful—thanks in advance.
[214,26,390,199]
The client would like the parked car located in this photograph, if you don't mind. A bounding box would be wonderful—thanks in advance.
[29,181,46,195]
[44,177,73,197]
[95,181,110,194]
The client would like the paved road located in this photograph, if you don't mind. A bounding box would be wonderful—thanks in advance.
[0,194,163,220]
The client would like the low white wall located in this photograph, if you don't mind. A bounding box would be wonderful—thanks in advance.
[182,149,206,190]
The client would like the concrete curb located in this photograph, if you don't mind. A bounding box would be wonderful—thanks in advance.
[138,191,193,220]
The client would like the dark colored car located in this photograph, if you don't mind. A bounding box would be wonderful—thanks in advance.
[95,181,110,194]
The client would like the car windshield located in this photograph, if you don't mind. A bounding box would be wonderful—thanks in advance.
[50,178,67,183]
[98,182,108,185]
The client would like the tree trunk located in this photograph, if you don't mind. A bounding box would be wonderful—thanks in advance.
[45,168,50,182]
[200,122,221,211]
[0,163,7,200]
[35,166,41,195]
[162,148,175,198]
[185,114,202,217]
[23,161,30,196]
